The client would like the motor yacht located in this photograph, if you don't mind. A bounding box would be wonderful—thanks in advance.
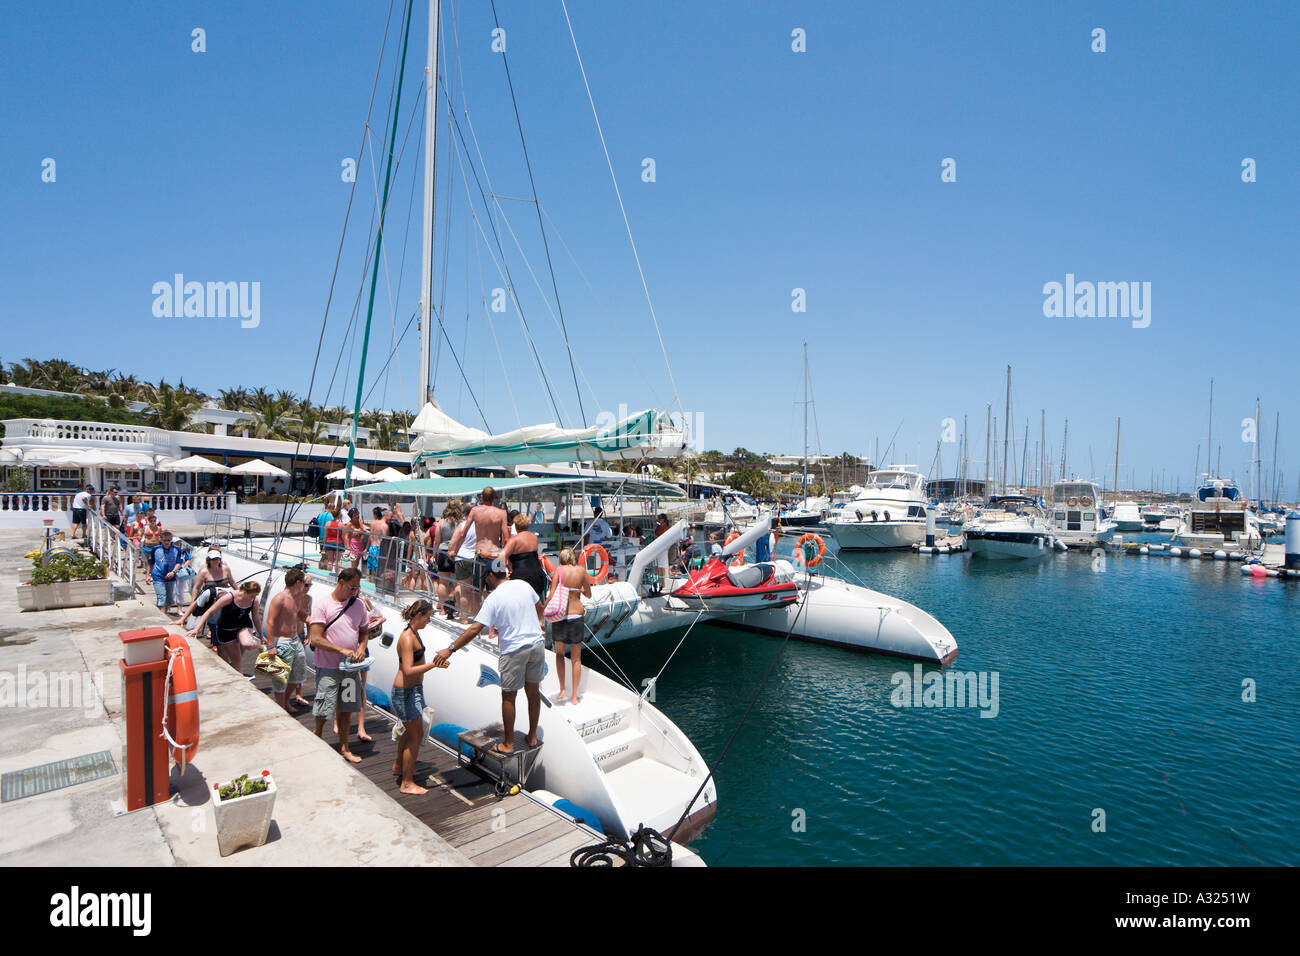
[823,468,928,550]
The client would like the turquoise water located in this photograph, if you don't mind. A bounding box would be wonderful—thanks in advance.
[596,537,1300,866]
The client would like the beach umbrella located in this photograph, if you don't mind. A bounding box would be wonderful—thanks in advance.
[229,458,290,478]
[325,464,373,481]
[368,466,408,482]
[48,449,153,468]
[0,448,22,464]
[155,454,232,474]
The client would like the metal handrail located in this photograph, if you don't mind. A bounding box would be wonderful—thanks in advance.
[84,510,140,594]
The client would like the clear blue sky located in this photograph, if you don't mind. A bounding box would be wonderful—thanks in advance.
[3,1,1297,495]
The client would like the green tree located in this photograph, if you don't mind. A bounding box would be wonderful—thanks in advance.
[144,381,203,432]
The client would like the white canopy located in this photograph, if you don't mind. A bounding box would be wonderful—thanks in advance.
[155,454,231,474]
[230,458,290,478]
[325,465,373,481]
[48,449,156,469]
[369,466,408,482]
[0,448,22,464]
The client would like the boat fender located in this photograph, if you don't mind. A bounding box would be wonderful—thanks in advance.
[1139,546,1149,555]
[870,510,879,522]
[1213,550,1227,560]
[431,722,476,759]
[917,546,931,554]
[1169,547,1181,557]
[1188,548,1202,558]
[883,510,891,522]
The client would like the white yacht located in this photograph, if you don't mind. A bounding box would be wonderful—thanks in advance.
[823,468,928,550]
[702,491,768,531]
[1172,477,1261,551]
[1043,479,1117,548]
[1110,500,1145,532]
[963,495,1062,559]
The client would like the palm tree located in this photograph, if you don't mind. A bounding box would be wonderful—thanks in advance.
[145,381,203,432]
[245,394,295,440]
[218,388,250,411]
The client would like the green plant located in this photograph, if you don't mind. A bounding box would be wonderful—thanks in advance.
[3,467,33,493]
[29,551,107,586]
[218,773,268,800]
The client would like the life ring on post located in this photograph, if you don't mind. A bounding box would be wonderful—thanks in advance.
[162,632,200,771]
[580,543,610,583]
[723,532,745,567]
[796,532,826,568]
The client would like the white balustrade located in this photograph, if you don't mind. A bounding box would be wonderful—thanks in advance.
[4,418,167,445]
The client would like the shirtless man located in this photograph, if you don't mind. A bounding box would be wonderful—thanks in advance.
[367,507,388,581]
[266,567,312,711]
[448,487,509,611]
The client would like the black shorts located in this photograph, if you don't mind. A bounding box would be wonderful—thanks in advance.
[72,508,86,524]
[551,616,587,645]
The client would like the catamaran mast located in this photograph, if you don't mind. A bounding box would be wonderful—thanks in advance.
[1206,378,1214,478]
[417,0,441,408]
[801,342,809,502]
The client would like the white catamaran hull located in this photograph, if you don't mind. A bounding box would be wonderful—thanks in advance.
[221,553,717,843]
[716,569,958,664]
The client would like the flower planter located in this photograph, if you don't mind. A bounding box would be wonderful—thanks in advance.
[212,772,277,856]
[16,578,113,611]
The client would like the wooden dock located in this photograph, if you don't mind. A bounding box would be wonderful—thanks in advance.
[250,667,612,867]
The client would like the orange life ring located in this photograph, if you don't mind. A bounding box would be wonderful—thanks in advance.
[723,532,745,567]
[163,632,200,770]
[580,543,610,583]
[541,554,556,576]
[796,532,826,568]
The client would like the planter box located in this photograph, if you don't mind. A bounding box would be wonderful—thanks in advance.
[16,578,113,611]
[212,772,277,856]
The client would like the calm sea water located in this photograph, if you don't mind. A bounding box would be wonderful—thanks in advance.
[594,534,1300,866]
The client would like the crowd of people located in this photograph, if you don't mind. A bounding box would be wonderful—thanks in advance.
[150,485,708,779]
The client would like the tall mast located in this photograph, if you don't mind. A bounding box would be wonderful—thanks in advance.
[984,404,991,502]
[1254,398,1262,506]
[1040,409,1045,499]
[417,0,442,409]
[1060,418,1068,480]
[1271,411,1280,506]
[1001,365,1011,494]
[801,342,809,500]
[1205,378,1214,478]
[962,414,968,498]
[1113,416,1120,500]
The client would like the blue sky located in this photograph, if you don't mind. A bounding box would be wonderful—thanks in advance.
[3,1,1297,495]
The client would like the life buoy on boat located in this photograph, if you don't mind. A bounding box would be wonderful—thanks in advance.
[1079,496,1093,507]
[1067,497,1079,508]
[795,532,826,568]
[723,532,745,567]
[580,543,611,583]
[162,632,200,771]
[541,554,556,576]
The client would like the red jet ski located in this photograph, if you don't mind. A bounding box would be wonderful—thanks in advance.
[671,558,800,613]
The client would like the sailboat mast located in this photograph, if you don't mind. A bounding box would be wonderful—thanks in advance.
[1040,409,1045,499]
[1206,378,1214,478]
[1113,417,1120,499]
[984,404,991,502]
[802,342,808,499]
[1001,365,1011,495]
[417,0,441,408]
[1271,411,1280,506]
[1254,398,1262,506]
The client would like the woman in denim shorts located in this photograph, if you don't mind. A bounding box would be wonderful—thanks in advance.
[391,600,447,794]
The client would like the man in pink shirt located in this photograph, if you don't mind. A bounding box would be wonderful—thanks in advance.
[308,569,370,763]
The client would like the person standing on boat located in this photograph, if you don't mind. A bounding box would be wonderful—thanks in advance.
[345,508,366,571]
[465,485,510,571]
[187,581,265,672]
[308,569,368,764]
[390,599,448,794]
[426,500,462,619]
[435,558,545,754]
[316,502,338,571]
[367,507,388,581]
[265,567,313,712]
[547,548,591,706]
[499,513,546,600]
[586,508,611,547]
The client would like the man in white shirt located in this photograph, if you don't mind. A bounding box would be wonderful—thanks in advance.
[71,484,94,541]
[435,558,544,754]
[587,507,612,546]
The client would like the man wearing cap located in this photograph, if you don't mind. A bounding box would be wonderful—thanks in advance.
[434,557,544,754]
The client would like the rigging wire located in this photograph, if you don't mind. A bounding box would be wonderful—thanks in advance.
[488,0,587,428]
[560,0,686,422]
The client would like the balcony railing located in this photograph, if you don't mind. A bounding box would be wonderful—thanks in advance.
[3,418,169,445]
[0,492,228,514]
